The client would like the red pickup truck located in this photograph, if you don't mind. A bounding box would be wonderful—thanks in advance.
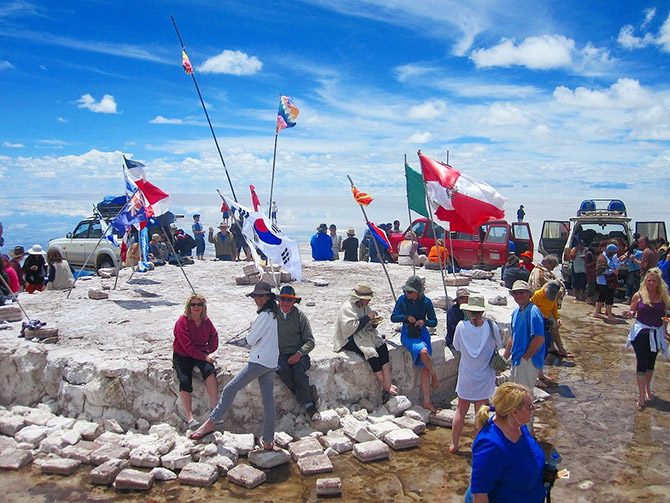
[389,218,533,270]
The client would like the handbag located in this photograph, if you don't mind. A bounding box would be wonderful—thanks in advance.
[487,319,509,372]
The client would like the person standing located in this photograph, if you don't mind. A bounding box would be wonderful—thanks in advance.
[329,224,342,260]
[504,280,545,425]
[173,294,219,428]
[192,214,206,260]
[310,223,333,261]
[0,255,20,293]
[593,243,621,321]
[516,205,525,222]
[271,201,278,225]
[276,286,319,418]
[638,236,659,277]
[569,240,588,301]
[341,228,359,262]
[190,282,279,448]
[220,201,230,225]
[391,276,439,411]
[208,223,237,261]
[446,288,471,354]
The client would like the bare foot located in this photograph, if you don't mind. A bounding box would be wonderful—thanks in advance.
[592,312,603,318]
[423,402,437,413]
[189,420,215,441]
[637,399,646,410]
[449,443,459,454]
[386,384,399,395]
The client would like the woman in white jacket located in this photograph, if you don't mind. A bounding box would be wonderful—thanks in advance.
[190,281,279,448]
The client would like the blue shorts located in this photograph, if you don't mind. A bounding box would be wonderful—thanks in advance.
[400,325,432,367]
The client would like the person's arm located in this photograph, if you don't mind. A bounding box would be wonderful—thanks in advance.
[298,312,315,355]
[207,319,219,354]
[624,293,642,318]
[523,308,545,360]
[523,335,545,360]
[390,297,406,323]
[425,298,438,328]
[48,264,56,283]
[208,229,216,244]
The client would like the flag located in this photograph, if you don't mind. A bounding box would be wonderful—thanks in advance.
[182,49,193,75]
[109,190,148,235]
[123,157,171,217]
[249,185,262,212]
[405,163,428,218]
[367,222,391,251]
[352,186,373,206]
[224,196,303,281]
[276,95,299,134]
[419,152,506,233]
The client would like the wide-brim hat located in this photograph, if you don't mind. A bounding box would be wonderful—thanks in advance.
[461,294,486,312]
[279,285,301,303]
[10,245,25,258]
[456,287,472,299]
[218,222,228,228]
[510,280,533,293]
[151,234,161,241]
[403,275,424,294]
[246,281,276,299]
[28,244,47,256]
[317,223,327,232]
[506,254,520,266]
[351,283,374,300]
[347,228,355,235]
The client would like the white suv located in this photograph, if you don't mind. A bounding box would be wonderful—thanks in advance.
[49,217,121,271]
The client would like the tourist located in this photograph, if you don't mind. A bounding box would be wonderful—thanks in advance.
[623,268,670,410]
[149,233,168,262]
[45,248,74,290]
[341,228,359,262]
[593,242,621,321]
[528,254,561,294]
[220,201,230,225]
[446,288,471,354]
[333,283,398,399]
[271,201,278,225]
[502,254,529,289]
[191,282,279,447]
[0,257,13,305]
[519,250,534,273]
[397,231,427,267]
[230,217,251,261]
[530,280,572,359]
[623,244,643,303]
[504,280,545,426]
[393,220,401,233]
[173,294,219,429]
[9,245,26,290]
[174,229,197,259]
[276,285,319,419]
[465,383,545,502]
[569,240,588,301]
[0,255,20,294]
[450,294,502,454]
[192,214,206,260]
[358,229,370,262]
[426,239,449,270]
[329,224,341,260]
[311,223,333,261]
[516,205,525,222]
[638,236,659,277]
[391,276,439,411]
[208,223,237,261]
[585,244,597,305]
[22,245,48,294]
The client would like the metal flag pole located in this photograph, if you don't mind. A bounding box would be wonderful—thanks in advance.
[268,124,279,220]
[0,274,32,322]
[403,154,416,276]
[347,175,396,301]
[159,233,197,295]
[171,16,238,202]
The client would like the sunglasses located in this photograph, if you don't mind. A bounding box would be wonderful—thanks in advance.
[190,302,204,307]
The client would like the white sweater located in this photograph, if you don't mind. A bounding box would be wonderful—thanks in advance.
[246,310,279,368]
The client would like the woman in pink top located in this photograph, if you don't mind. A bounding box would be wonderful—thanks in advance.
[0,255,20,293]
[173,293,219,428]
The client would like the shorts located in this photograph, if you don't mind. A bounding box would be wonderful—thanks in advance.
[596,284,614,305]
[572,272,586,290]
[400,324,432,368]
[173,352,216,393]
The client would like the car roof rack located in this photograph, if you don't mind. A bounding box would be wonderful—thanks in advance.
[577,199,627,217]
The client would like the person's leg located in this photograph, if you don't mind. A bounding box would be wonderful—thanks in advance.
[473,400,488,435]
[179,391,194,422]
[420,368,434,411]
[419,346,439,389]
[377,345,398,395]
[204,375,219,408]
[291,354,313,406]
[604,289,615,320]
[275,354,296,394]
[450,398,471,453]
[645,348,659,402]
[631,335,649,408]
[257,368,276,448]
[173,354,196,422]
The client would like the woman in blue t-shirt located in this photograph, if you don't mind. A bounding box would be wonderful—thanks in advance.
[466,382,545,502]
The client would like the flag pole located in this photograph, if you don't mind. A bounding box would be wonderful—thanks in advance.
[0,274,33,322]
[171,16,238,202]
[403,154,416,276]
[347,175,396,302]
[268,127,279,220]
[159,233,197,295]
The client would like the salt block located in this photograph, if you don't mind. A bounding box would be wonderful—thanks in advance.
[392,416,426,435]
[311,409,341,432]
[61,430,81,446]
[235,276,251,285]
[73,420,103,441]
[367,421,400,440]
[94,431,126,447]
[103,419,124,434]
[319,432,353,454]
[352,409,368,421]
[0,447,33,469]
[288,437,323,461]
[444,277,471,287]
[150,466,177,481]
[352,440,390,463]
[386,395,412,416]
[429,409,456,428]
[88,289,109,300]
[316,477,342,497]
[160,450,192,471]
[227,463,266,489]
[243,264,259,276]
[40,457,81,475]
[248,448,291,469]
[313,279,328,286]
[341,417,375,443]
[39,434,68,455]
[15,424,47,446]
[384,429,420,450]
[90,458,129,485]
[178,462,219,487]
[149,423,177,438]
[367,414,395,424]
[46,416,76,430]
[113,468,155,491]
[24,327,59,340]
[223,432,255,456]
[201,454,235,475]
[61,441,96,464]
[97,267,117,277]
[90,445,130,465]
[0,435,18,451]
[280,272,292,282]
[297,453,334,475]
[273,431,293,449]
[0,305,22,322]
[129,447,160,468]
[24,409,54,426]
[404,406,431,424]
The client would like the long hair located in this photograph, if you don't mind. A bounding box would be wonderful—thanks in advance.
[47,248,63,265]
[257,297,278,318]
[475,382,530,430]
[638,267,670,309]
[183,293,208,321]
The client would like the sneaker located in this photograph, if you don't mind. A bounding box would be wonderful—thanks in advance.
[488,295,508,306]
[186,418,200,429]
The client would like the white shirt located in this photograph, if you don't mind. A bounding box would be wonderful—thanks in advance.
[246,310,279,368]
[453,319,501,401]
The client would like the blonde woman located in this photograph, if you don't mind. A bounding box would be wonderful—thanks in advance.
[173,294,219,428]
[466,383,545,502]
[623,267,670,409]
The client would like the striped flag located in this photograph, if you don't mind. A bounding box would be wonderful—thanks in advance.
[352,186,374,206]
[276,95,299,134]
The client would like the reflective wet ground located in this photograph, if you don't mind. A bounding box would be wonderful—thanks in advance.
[2,300,669,502]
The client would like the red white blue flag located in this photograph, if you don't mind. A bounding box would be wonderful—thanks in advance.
[123,157,171,217]
[367,222,391,251]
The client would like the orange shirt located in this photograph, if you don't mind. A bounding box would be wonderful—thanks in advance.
[428,245,449,263]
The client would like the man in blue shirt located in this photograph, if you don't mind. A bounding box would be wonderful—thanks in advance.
[504,280,544,424]
[310,223,333,261]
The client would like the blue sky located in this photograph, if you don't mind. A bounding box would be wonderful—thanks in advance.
[1,1,669,232]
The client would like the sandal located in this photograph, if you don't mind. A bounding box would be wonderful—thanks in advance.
[189,429,214,441]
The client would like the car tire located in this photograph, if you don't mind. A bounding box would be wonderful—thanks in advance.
[97,257,114,270]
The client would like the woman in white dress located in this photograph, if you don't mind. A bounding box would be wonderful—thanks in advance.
[450,294,502,454]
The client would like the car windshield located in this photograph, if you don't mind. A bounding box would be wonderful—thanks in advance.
[572,222,629,247]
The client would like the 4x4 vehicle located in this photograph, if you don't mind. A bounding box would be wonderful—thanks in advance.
[389,218,533,270]
[48,217,121,271]
[538,199,667,282]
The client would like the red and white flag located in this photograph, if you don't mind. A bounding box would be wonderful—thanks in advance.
[123,157,171,217]
[419,152,506,233]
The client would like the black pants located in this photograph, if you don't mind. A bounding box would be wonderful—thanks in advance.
[631,330,659,374]
[276,353,312,404]
[173,352,216,392]
[342,338,389,373]
[596,284,614,305]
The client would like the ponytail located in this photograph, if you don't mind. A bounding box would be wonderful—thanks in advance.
[475,403,494,430]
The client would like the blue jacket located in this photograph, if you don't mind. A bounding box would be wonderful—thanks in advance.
[391,294,438,327]
[310,232,333,261]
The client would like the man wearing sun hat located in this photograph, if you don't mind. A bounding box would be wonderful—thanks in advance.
[276,285,319,418]
[341,227,359,262]
[208,222,237,261]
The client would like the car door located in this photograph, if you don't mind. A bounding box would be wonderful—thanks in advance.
[68,221,91,265]
[448,231,479,268]
[635,221,667,242]
[481,223,509,266]
[539,220,570,259]
[511,222,533,255]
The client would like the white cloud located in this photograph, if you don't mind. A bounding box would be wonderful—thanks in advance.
[617,25,654,49]
[394,63,433,82]
[618,11,670,53]
[199,50,262,75]
[481,103,529,126]
[3,141,24,148]
[659,13,670,53]
[553,78,655,110]
[471,34,574,70]
[77,93,117,114]
[406,131,432,143]
[150,115,184,125]
[0,60,13,70]
[642,8,656,29]
[57,117,67,123]
[407,100,447,120]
